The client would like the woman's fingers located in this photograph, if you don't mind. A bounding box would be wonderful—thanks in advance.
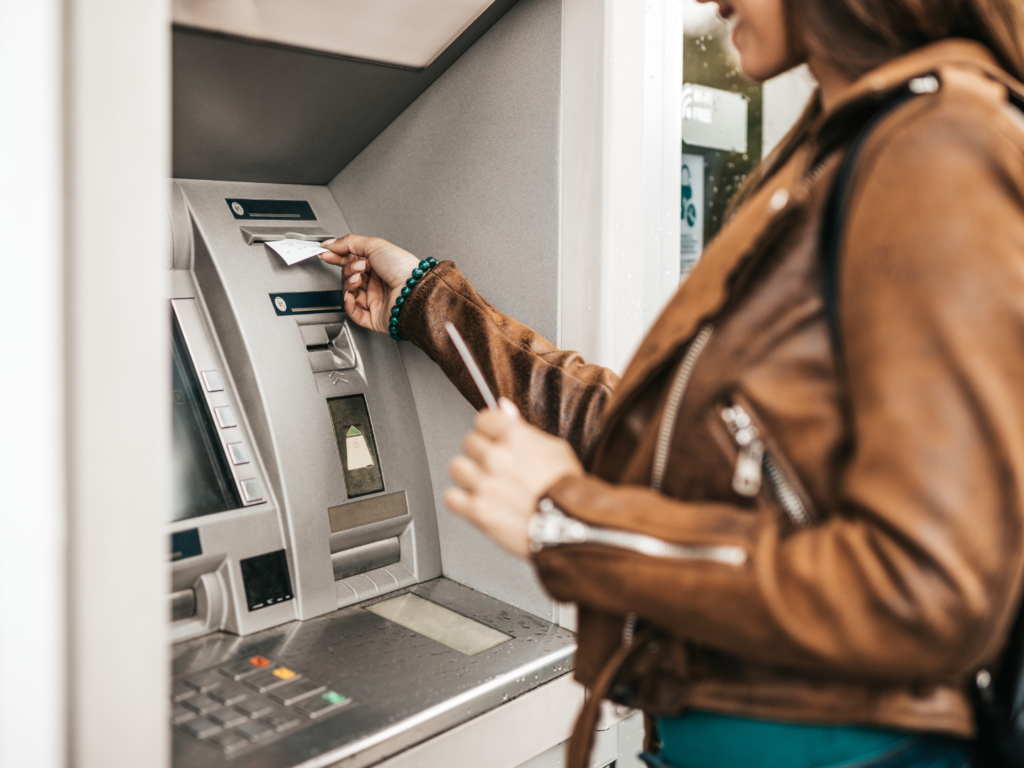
[474,407,518,441]
[448,454,485,491]
[442,486,473,520]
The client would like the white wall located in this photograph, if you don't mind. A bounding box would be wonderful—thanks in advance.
[0,1,170,766]
[0,2,66,766]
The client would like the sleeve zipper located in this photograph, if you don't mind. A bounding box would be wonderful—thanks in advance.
[720,403,812,528]
[530,498,747,565]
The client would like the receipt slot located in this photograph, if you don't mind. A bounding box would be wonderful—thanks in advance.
[167,181,576,768]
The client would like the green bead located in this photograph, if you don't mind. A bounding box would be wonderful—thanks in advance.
[419,259,431,270]
[395,296,405,306]
[389,316,399,327]
[391,305,401,316]
[406,277,418,288]
[401,286,411,297]
[411,268,424,279]
[427,257,439,267]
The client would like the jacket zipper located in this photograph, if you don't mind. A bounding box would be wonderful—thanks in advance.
[535,503,747,565]
[651,324,714,493]
[720,404,812,528]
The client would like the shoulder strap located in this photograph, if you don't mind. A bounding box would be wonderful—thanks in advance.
[818,85,920,351]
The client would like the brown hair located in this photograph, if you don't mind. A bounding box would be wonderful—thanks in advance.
[788,0,1024,82]
[732,0,1024,209]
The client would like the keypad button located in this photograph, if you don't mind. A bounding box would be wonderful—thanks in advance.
[210,681,250,706]
[226,442,249,465]
[208,730,248,755]
[180,717,223,740]
[296,691,350,719]
[171,681,196,703]
[208,707,249,729]
[239,478,263,502]
[214,406,237,428]
[219,656,274,681]
[171,704,196,726]
[235,696,275,719]
[269,678,325,706]
[262,708,301,733]
[201,370,224,392]
[235,719,276,743]
[183,694,220,715]
[244,668,298,693]
[183,669,224,694]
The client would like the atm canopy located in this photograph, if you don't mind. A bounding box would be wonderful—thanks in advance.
[173,0,518,184]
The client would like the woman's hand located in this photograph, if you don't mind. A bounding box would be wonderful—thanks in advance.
[319,235,421,333]
[444,399,585,558]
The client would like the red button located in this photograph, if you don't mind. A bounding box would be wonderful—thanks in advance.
[249,656,272,668]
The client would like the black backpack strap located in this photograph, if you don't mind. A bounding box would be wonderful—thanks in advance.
[818,86,921,350]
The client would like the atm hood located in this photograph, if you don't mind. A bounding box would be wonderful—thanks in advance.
[173,0,519,184]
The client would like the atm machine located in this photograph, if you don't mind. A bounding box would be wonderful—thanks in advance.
[165,1,632,766]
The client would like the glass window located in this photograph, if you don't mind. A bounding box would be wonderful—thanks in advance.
[681,0,763,276]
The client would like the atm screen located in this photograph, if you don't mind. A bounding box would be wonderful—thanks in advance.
[172,317,241,521]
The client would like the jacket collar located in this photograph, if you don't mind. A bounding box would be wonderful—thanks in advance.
[815,39,1023,146]
[598,39,1023,444]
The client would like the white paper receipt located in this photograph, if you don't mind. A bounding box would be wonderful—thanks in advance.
[265,239,330,266]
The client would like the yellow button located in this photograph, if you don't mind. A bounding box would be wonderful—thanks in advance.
[272,667,297,681]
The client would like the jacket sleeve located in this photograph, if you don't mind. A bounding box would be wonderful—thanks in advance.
[534,95,1024,681]
[397,261,619,460]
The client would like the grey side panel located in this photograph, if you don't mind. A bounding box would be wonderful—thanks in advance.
[328,0,563,621]
[172,0,519,185]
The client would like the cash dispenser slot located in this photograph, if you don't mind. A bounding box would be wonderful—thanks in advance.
[331,538,401,581]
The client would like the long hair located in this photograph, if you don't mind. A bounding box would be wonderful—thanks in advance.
[733,0,1024,207]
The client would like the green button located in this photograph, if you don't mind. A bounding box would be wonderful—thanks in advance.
[323,691,345,705]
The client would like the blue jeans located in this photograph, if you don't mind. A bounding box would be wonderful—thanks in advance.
[639,735,974,768]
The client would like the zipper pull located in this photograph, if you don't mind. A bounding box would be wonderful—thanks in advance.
[721,406,764,497]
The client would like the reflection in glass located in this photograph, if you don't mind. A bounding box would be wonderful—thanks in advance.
[172,316,241,521]
[681,0,763,275]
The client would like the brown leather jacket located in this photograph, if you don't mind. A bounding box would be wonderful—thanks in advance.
[398,40,1024,746]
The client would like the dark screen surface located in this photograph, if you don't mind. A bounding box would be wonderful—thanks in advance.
[172,316,241,521]
[240,550,294,611]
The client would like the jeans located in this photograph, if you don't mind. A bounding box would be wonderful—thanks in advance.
[639,735,974,768]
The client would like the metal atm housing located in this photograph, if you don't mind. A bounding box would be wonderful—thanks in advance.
[165,1,605,766]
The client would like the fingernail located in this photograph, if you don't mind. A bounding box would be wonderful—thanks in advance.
[353,260,367,271]
[498,397,519,418]
[321,238,336,247]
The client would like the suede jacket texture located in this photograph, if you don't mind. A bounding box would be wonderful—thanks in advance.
[397,40,1024,743]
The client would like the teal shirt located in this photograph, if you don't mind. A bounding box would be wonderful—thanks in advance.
[656,712,911,768]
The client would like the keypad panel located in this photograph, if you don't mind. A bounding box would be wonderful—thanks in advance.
[172,654,351,755]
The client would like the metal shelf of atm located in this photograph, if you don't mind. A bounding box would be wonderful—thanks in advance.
[171,578,576,768]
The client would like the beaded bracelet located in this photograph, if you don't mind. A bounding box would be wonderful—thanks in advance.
[389,257,439,341]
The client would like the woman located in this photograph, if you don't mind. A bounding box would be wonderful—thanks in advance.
[320,0,1024,766]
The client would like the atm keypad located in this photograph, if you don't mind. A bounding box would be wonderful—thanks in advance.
[184,669,226,693]
[173,656,351,755]
[269,678,324,706]
[219,655,273,680]
[210,681,250,706]
[183,694,220,715]
[209,707,249,729]
[181,717,223,740]
[171,682,196,703]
